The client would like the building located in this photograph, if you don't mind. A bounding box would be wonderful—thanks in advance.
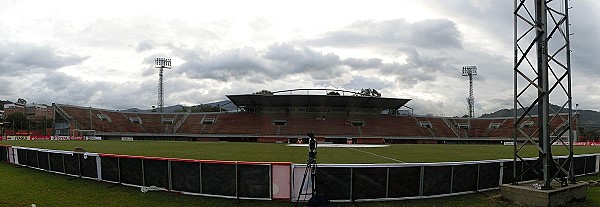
[51,89,577,143]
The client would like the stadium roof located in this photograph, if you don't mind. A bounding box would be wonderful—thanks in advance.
[226,93,411,109]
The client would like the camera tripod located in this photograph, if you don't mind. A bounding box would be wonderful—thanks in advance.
[294,133,335,207]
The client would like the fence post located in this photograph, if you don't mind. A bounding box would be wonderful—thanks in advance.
[419,166,424,196]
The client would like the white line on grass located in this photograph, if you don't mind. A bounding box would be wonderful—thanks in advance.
[347,147,404,163]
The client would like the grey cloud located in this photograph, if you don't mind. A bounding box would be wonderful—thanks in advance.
[569,0,600,75]
[32,71,156,109]
[0,42,87,74]
[179,47,266,81]
[0,76,17,96]
[343,58,382,69]
[407,98,447,116]
[419,1,512,47]
[263,43,342,76]
[36,71,109,104]
[396,47,454,74]
[409,19,462,49]
[135,39,155,52]
[308,19,463,49]
[308,19,410,47]
[377,62,436,87]
[175,43,345,82]
[249,17,272,31]
[343,76,390,91]
[397,47,421,65]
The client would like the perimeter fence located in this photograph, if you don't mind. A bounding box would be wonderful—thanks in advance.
[0,144,597,202]
[0,145,291,200]
[292,155,598,202]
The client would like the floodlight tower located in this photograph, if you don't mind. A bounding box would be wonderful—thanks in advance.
[462,66,477,118]
[155,58,172,113]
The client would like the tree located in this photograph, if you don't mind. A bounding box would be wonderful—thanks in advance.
[356,88,382,97]
[174,104,225,113]
[5,113,29,130]
[253,90,274,95]
[16,98,26,105]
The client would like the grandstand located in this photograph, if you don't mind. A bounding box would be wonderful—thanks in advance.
[51,89,577,144]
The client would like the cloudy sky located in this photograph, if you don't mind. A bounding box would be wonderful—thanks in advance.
[1,0,599,117]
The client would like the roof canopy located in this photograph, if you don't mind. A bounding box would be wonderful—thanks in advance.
[226,94,410,109]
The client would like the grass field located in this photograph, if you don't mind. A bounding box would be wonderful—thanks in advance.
[2,140,600,206]
[2,140,600,163]
[3,161,600,207]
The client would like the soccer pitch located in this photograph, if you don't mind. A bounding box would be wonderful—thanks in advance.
[2,140,600,207]
[2,140,600,163]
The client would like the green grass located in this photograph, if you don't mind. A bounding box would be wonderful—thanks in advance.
[2,161,600,207]
[3,140,600,163]
[2,141,600,206]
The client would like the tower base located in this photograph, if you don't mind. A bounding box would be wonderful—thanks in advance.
[501,181,587,207]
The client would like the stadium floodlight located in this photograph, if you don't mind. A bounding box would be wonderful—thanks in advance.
[155,58,172,113]
[462,66,477,118]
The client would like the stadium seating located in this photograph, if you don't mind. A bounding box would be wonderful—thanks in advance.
[53,104,574,142]
[361,116,425,137]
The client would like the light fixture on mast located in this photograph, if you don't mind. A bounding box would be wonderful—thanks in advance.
[462,66,477,118]
[155,58,172,113]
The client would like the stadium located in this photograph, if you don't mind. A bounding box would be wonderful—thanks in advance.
[47,88,572,144]
[0,1,595,204]
[3,88,596,206]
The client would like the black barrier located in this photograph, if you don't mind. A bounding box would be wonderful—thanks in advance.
[26,149,38,168]
[422,166,452,196]
[38,151,50,170]
[202,163,236,196]
[352,167,387,200]
[586,155,596,174]
[170,161,200,193]
[5,146,599,202]
[100,156,120,182]
[574,156,585,175]
[452,164,478,193]
[64,153,80,176]
[502,161,515,184]
[388,166,420,198]
[298,155,599,202]
[523,159,541,181]
[143,159,169,188]
[478,162,500,189]
[80,154,98,178]
[17,149,28,165]
[0,146,7,162]
[318,167,351,200]
[49,153,64,173]
[237,164,270,198]
[120,158,143,186]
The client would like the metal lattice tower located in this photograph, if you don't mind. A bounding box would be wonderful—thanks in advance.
[513,0,574,188]
[462,66,477,118]
[155,58,172,113]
